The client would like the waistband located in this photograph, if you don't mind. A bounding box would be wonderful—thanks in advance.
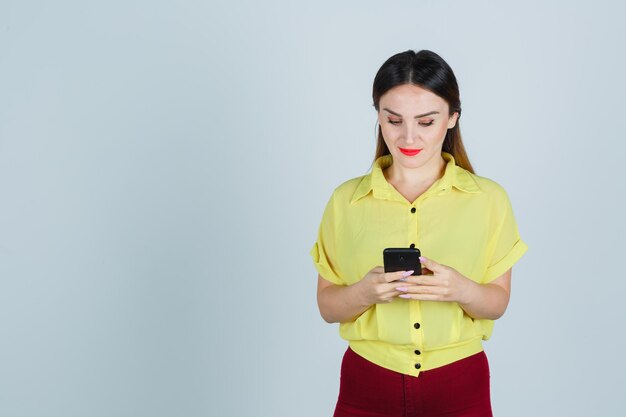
[349,336,484,377]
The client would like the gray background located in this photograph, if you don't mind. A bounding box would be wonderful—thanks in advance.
[1,1,624,416]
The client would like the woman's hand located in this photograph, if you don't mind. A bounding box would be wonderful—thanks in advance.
[394,256,475,304]
[317,267,414,323]
[354,266,415,305]
[394,256,512,320]
[395,257,511,320]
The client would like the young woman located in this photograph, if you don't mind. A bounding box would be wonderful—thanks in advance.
[310,50,527,417]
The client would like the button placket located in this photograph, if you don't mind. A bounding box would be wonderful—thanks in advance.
[412,321,423,370]
[409,201,420,254]
[407,203,420,255]
[407,201,423,373]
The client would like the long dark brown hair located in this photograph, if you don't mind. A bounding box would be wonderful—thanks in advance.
[372,50,474,173]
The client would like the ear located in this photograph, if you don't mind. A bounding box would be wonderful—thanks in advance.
[447,111,459,129]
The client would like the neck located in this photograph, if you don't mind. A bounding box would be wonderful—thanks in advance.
[384,154,446,187]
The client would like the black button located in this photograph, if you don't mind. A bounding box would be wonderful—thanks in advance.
[414,349,421,355]
[414,323,420,329]
[409,243,415,248]
[410,207,416,213]
[414,363,421,369]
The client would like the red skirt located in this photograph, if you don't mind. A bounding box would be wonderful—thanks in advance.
[334,347,492,417]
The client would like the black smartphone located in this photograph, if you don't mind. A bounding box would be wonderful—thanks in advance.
[383,248,421,276]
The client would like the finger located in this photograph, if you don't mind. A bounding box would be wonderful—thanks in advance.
[380,282,415,296]
[397,293,442,301]
[401,275,440,286]
[398,285,450,296]
[419,256,445,274]
[387,279,419,290]
[379,289,406,303]
[385,269,415,283]
[407,275,450,287]
[395,283,430,293]
[390,283,419,294]
[371,266,384,273]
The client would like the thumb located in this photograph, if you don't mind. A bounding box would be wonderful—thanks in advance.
[419,256,443,273]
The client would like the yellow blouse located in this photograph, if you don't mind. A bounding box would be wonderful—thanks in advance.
[310,152,528,376]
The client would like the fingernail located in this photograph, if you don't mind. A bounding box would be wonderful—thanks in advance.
[402,270,414,277]
[399,294,412,299]
[419,256,426,262]
[398,277,407,282]
[395,286,408,292]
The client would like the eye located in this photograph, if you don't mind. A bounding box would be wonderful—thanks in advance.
[419,121,434,127]
[387,119,402,125]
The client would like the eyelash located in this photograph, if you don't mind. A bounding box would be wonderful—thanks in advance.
[387,120,434,127]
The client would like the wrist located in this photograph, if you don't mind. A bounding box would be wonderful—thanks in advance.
[457,277,479,307]
[350,280,372,309]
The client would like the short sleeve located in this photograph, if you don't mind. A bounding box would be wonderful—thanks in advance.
[483,189,528,283]
[310,193,345,285]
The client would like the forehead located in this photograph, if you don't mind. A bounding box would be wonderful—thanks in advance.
[379,84,448,115]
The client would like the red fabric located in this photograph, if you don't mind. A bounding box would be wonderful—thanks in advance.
[334,347,492,417]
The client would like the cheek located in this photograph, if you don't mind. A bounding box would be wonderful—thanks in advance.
[379,124,396,143]
[425,125,449,143]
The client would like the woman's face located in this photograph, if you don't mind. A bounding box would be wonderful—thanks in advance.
[377,84,458,170]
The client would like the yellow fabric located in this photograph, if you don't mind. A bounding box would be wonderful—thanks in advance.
[310,152,528,377]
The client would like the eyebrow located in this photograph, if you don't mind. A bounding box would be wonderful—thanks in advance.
[382,108,440,118]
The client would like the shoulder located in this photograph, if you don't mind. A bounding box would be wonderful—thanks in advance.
[452,163,511,204]
[466,171,514,209]
[318,175,368,226]
[327,174,369,204]
[473,173,507,195]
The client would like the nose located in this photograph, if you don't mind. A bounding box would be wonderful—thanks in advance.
[403,122,418,144]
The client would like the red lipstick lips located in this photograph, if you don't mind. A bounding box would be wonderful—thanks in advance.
[399,148,422,156]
